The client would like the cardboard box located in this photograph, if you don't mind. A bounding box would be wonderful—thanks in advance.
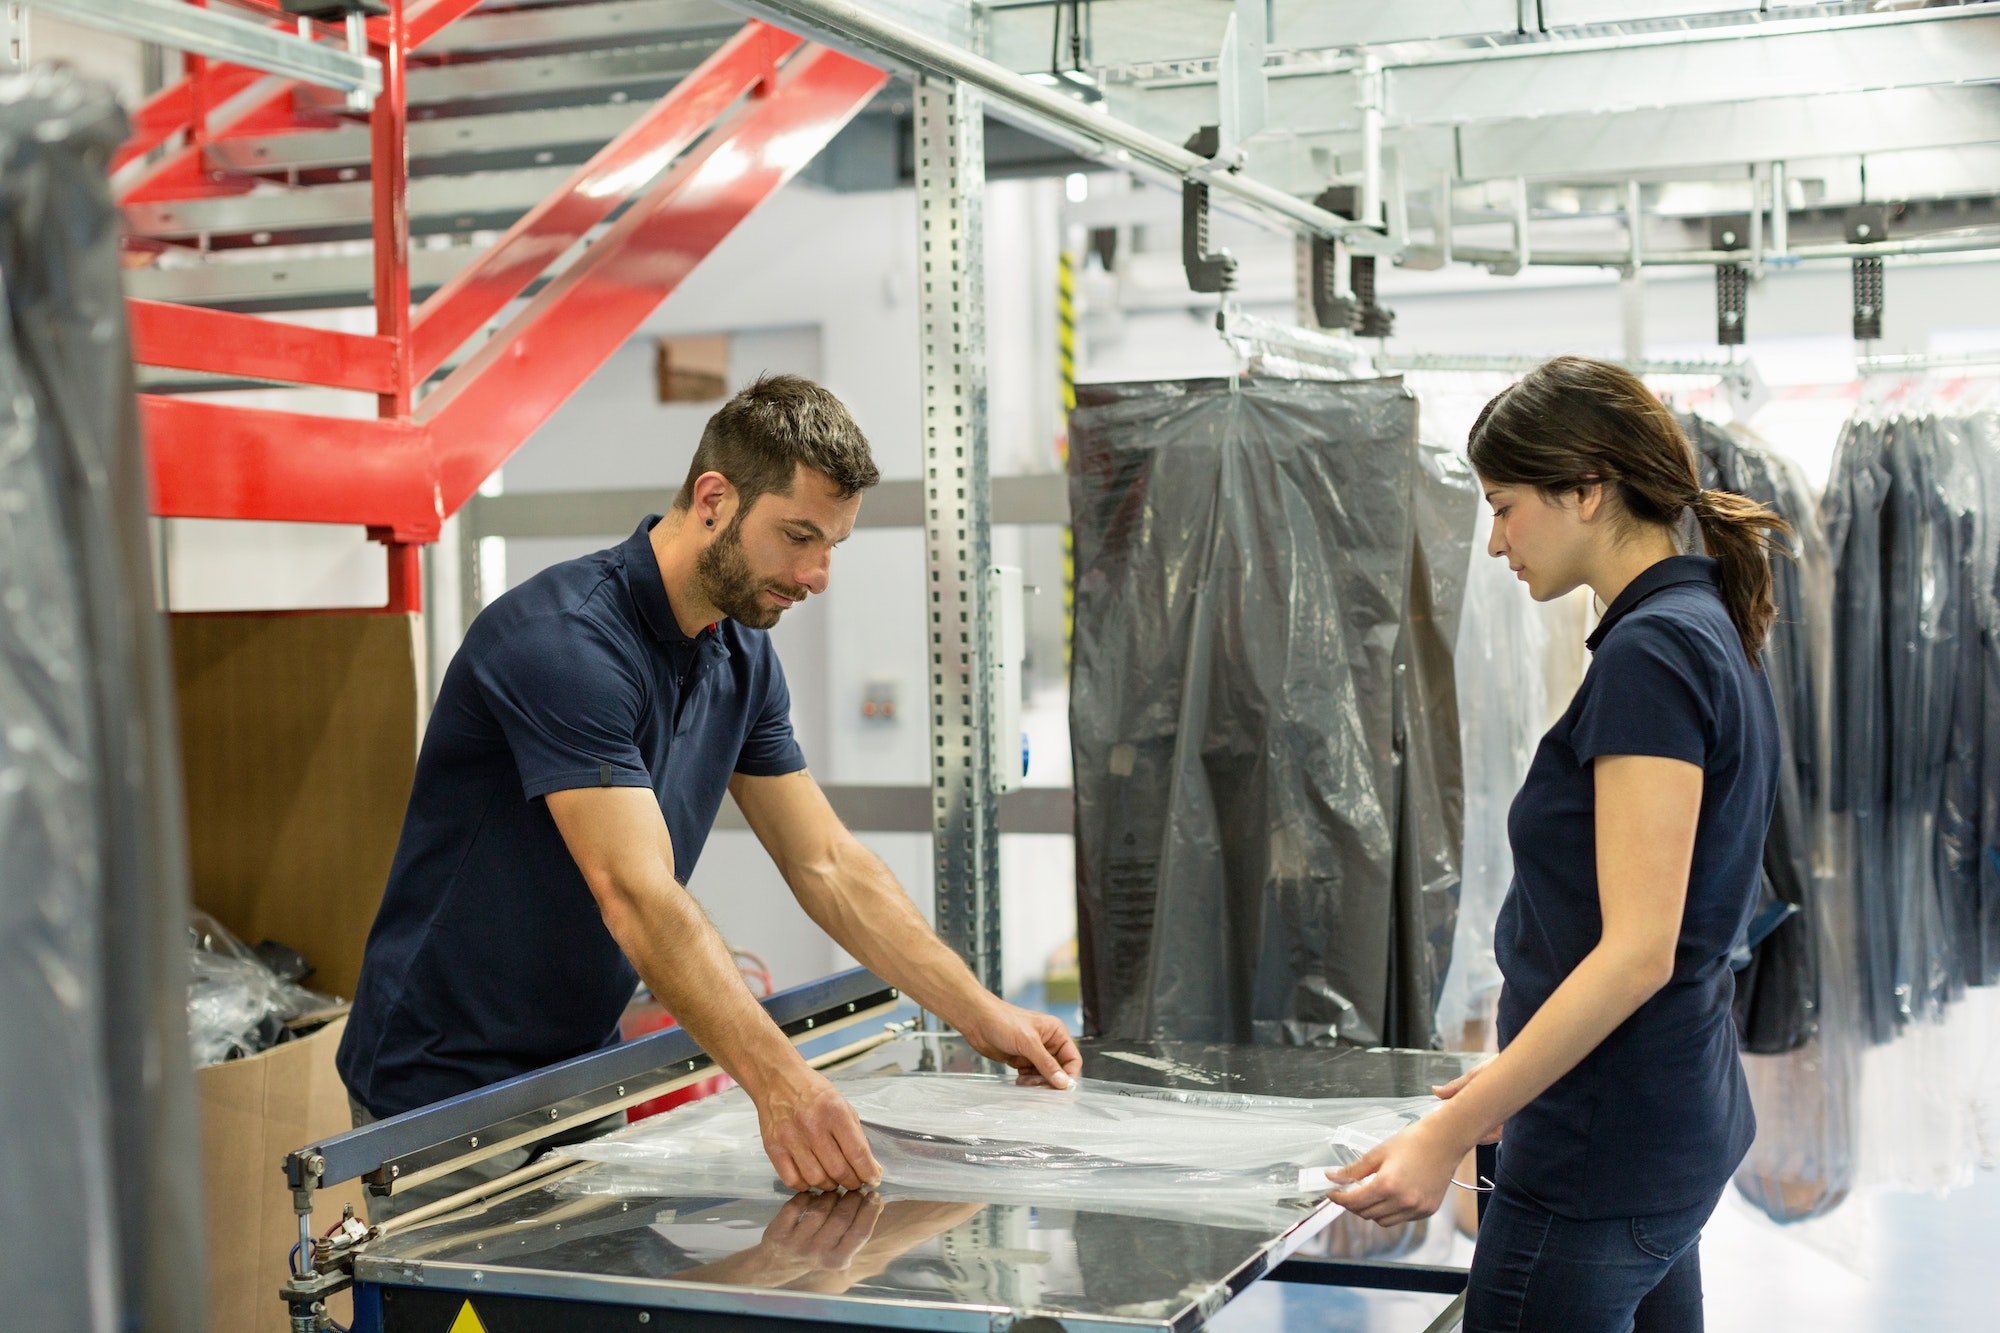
[198,1016,368,1333]
[173,613,424,1328]
[172,612,423,1000]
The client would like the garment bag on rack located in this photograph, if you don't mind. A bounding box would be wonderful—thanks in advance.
[0,69,205,1330]
[1683,414,1825,1053]
[1673,418,1863,1221]
[1068,375,1471,1049]
[1823,409,1994,1040]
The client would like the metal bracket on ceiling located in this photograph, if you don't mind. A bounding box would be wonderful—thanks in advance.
[1712,217,1748,347]
[283,0,387,110]
[1845,204,1891,342]
[1309,185,1360,332]
[1315,185,1394,338]
[1182,124,1238,294]
[1214,0,1267,162]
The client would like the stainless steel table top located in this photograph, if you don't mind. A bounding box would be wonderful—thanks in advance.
[355,1035,1480,1331]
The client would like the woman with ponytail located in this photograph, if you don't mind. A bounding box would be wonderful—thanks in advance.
[1324,357,1790,1332]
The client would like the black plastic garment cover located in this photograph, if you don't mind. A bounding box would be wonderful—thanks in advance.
[0,69,207,1330]
[1067,376,1475,1050]
[1823,411,2000,1044]
[1683,416,1823,1054]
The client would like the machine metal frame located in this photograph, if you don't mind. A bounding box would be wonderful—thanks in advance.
[278,969,901,1323]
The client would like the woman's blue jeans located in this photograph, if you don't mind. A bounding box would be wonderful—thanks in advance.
[1465,1179,1719,1333]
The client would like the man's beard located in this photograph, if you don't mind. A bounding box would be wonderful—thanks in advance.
[694,517,805,630]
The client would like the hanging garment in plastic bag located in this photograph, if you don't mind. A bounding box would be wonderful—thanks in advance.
[1823,408,1996,1040]
[557,1071,1438,1229]
[1067,376,1467,1049]
[1390,441,1478,1046]
[1431,432,1552,1049]
[1684,414,1827,1053]
[0,68,205,1332]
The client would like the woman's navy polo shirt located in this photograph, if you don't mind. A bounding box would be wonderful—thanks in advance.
[337,516,805,1118]
[1495,555,1778,1219]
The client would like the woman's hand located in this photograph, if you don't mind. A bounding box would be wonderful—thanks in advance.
[1324,1115,1476,1229]
[1433,1064,1504,1144]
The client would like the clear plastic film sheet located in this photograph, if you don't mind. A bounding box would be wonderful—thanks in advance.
[556,1072,1438,1230]
[187,911,336,1067]
[1066,376,1475,1049]
[0,68,205,1330]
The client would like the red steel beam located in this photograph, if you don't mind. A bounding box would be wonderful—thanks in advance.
[128,300,400,393]
[407,22,800,381]
[115,64,263,173]
[421,46,888,514]
[373,0,413,418]
[141,396,441,538]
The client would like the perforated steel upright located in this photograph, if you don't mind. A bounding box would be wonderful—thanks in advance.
[914,73,1001,993]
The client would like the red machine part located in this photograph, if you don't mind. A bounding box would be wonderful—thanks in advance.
[120,3,886,615]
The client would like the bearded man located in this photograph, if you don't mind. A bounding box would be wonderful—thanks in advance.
[338,375,1077,1215]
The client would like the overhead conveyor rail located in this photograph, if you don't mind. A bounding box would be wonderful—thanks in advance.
[114,0,886,612]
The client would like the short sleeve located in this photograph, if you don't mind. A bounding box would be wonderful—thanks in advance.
[470,616,653,800]
[1570,622,1712,769]
[735,649,806,777]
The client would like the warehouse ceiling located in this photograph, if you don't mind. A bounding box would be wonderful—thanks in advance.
[973,0,2000,264]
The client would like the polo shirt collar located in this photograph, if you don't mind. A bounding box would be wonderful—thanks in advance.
[622,514,708,646]
[1586,555,1720,653]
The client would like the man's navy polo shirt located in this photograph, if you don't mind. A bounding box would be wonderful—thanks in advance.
[1495,555,1778,1219]
[337,516,806,1118]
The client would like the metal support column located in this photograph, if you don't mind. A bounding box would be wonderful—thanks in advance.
[915,74,1001,995]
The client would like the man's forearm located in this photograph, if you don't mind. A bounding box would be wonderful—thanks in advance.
[599,866,812,1101]
[791,839,994,1031]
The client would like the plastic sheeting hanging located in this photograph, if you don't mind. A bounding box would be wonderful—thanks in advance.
[1671,416,1865,1223]
[1683,414,1831,1054]
[1067,376,1473,1049]
[1434,499,1553,1048]
[0,69,205,1331]
[557,1071,1439,1230]
[1823,406,2000,1040]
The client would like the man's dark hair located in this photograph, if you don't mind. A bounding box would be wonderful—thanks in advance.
[673,373,878,515]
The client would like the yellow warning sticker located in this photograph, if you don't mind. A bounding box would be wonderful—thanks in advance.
[447,1299,488,1333]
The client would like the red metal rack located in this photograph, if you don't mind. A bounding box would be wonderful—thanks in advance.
[121,1,885,611]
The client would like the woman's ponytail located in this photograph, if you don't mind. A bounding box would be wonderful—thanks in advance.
[1692,487,1791,663]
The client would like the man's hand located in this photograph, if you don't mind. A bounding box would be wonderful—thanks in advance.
[958,1000,1082,1089]
[1323,1115,1475,1230]
[762,1189,884,1272]
[756,1069,884,1192]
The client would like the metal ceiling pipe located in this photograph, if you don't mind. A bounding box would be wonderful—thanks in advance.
[1358,51,1383,229]
[1771,161,1789,257]
[1453,227,2000,268]
[1374,1,2000,70]
[732,0,1388,249]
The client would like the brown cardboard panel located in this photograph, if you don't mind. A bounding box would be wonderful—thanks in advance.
[199,1017,367,1333]
[655,333,731,402]
[172,613,422,1001]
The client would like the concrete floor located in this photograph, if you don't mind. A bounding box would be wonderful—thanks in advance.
[1208,1165,2000,1332]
